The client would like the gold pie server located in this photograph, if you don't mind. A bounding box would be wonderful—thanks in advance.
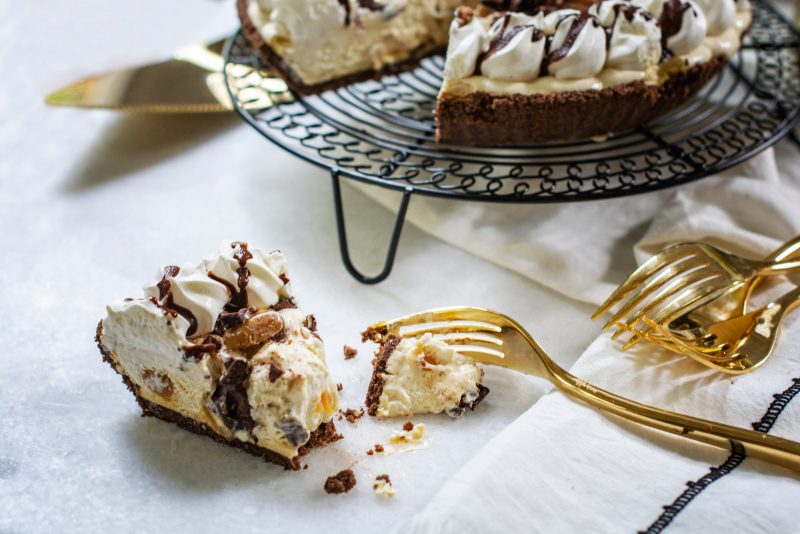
[45,38,290,113]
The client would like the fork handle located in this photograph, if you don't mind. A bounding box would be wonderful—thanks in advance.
[760,235,800,275]
[548,367,800,473]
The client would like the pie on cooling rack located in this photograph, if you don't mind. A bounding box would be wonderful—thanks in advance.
[237,0,752,145]
[96,242,341,469]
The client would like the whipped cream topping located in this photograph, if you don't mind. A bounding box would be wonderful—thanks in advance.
[142,241,291,338]
[376,333,486,418]
[657,0,707,56]
[546,11,607,79]
[481,13,547,81]
[442,0,751,85]
[693,0,736,35]
[143,263,229,338]
[444,10,490,80]
[100,242,339,461]
[592,1,662,71]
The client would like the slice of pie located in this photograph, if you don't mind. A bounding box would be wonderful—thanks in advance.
[96,241,341,469]
[438,0,753,145]
[238,0,470,94]
[363,329,489,417]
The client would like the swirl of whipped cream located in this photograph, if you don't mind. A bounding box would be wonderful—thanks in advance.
[545,11,607,80]
[591,1,662,71]
[443,9,489,80]
[144,262,229,337]
[204,241,292,311]
[632,0,707,56]
[693,0,736,36]
[480,13,547,81]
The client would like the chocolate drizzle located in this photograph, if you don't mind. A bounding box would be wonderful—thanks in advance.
[477,10,602,78]
[231,242,252,310]
[337,0,385,26]
[546,12,593,69]
[480,0,550,13]
[659,0,693,57]
[154,265,199,337]
[478,15,547,71]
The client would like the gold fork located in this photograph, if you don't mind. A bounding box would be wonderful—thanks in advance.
[630,285,800,374]
[593,236,800,350]
[367,307,800,473]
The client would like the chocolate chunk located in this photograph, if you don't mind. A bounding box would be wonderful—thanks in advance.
[324,469,357,494]
[182,336,221,361]
[279,417,310,447]
[215,307,252,333]
[336,383,343,392]
[271,298,297,311]
[268,361,284,382]
[304,314,318,332]
[211,359,255,432]
[343,345,358,360]
[402,421,414,432]
[447,384,491,418]
[374,444,384,453]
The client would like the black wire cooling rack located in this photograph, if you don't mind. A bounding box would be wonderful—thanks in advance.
[224,0,800,283]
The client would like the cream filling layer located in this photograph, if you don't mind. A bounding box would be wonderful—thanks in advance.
[377,334,484,417]
[101,300,339,460]
[248,0,463,86]
[441,10,750,97]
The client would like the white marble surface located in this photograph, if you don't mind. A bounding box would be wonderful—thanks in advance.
[0,2,601,532]
[0,1,797,533]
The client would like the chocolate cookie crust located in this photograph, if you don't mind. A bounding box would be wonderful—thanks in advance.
[436,57,727,146]
[96,321,341,470]
[364,335,401,417]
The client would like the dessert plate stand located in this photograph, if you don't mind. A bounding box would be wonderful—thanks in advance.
[224,0,800,284]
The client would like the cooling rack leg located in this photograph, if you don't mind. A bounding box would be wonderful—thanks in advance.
[331,171,412,284]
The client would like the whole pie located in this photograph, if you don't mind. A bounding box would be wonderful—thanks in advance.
[238,0,752,145]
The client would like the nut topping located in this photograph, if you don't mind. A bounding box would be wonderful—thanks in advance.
[223,311,285,350]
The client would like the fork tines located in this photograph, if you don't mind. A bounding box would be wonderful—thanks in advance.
[594,244,734,349]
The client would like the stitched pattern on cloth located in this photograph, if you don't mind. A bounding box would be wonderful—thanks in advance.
[641,377,800,534]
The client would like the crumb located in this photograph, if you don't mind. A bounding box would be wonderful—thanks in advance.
[303,464,309,470]
[337,414,343,421]
[403,421,414,432]
[268,361,284,382]
[373,474,396,498]
[340,408,365,424]
[374,443,384,453]
[343,345,358,360]
[367,449,374,456]
[324,469,357,494]
[336,383,343,391]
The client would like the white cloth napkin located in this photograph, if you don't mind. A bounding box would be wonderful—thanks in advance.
[357,143,800,533]
[355,147,800,305]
